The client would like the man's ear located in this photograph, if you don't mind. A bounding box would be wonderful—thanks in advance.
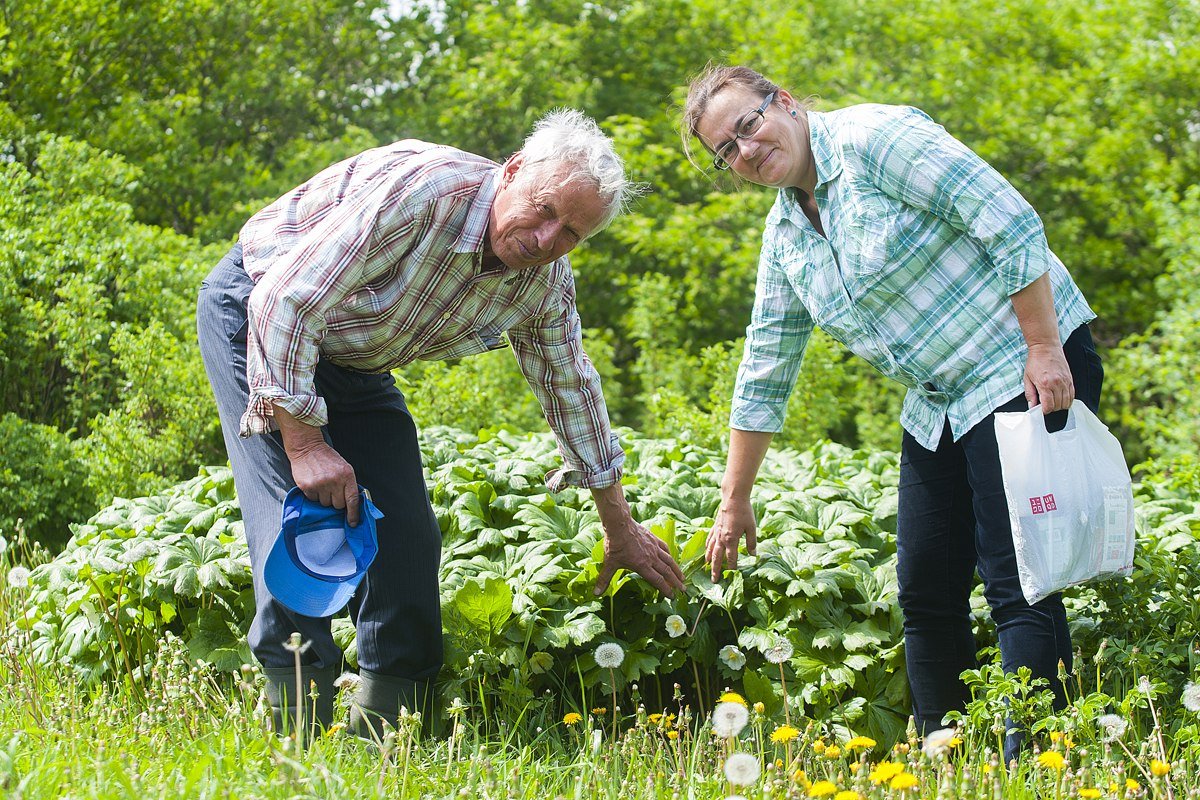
[500,152,525,187]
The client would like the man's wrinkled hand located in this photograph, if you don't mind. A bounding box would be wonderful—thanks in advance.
[289,441,362,526]
[594,522,685,597]
[706,497,757,581]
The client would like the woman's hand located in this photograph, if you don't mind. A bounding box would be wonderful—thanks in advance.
[706,497,758,581]
[1024,342,1075,413]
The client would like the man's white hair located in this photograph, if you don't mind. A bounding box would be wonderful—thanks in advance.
[518,108,643,233]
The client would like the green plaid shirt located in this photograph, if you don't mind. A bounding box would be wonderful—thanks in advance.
[730,104,1095,450]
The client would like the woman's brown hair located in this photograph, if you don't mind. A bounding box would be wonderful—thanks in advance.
[679,64,780,171]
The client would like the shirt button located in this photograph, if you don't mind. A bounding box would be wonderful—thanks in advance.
[441,312,451,321]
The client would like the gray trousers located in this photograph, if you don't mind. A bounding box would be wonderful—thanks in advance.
[196,243,443,681]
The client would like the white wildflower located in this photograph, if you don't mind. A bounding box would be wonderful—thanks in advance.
[723,752,761,786]
[6,566,30,589]
[762,638,794,664]
[594,642,625,669]
[922,727,957,757]
[719,644,746,670]
[1098,713,1128,742]
[529,651,554,674]
[1138,675,1152,695]
[1183,682,1200,713]
[0,535,8,555]
[665,614,687,638]
[712,701,749,738]
[333,672,363,690]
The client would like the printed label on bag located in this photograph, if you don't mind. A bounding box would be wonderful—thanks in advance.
[1100,486,1130,572]
[1043,494,1057,511]
[1030,496,1044,514]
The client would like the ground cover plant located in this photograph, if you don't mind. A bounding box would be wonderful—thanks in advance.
[3,429,1199,797]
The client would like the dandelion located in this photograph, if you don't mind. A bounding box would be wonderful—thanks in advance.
[763,638,794,664]
[824,745,842,758]
[845,736,876,750]
[666,730,679,740]
[1079,790,1101,799]
[1183,681,1200,713]
[334,672,363,691]
[923,727,958,757]
[529,651,554,674]
[890,772,919,791]
[324,722,346,736]
[1138,675,1152,695]
[6,566,30,588]
[1126,779,1140,791]
[868,762,905,784]
[835,792,861,800]
[1038,751,1066,770]
[723,752,761,786]
[712,702,750,738]
[591,729,603,754]
[665,614,687,638]
[719,691,747,706]
[594,642,625,669]
[1150,759,1171,776]
[591,707,607,716]
[812,740,825,754]
[753,701,765,714]
[0,535,7,555]
[719,645,746,670]
[770,725,800,744]
[808,780,838,797]
[1097,713,1128,742]
[563,712,582,726]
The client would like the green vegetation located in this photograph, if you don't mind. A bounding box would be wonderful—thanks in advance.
[2,0,1199,794]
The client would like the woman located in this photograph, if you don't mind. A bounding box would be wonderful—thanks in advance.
[681,65,1102,760]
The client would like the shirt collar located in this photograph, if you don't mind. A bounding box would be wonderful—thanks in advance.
[453,167,500,254]
[767,110,843,227]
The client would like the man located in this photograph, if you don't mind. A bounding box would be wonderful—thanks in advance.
[197,109,684,738]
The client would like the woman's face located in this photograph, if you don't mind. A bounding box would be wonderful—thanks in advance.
[696,86,811,189]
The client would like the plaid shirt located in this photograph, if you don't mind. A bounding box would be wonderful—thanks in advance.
[731,104,1095,450]
[238,140,623,489]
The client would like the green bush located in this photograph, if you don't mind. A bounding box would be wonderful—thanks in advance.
[0,413,91,548]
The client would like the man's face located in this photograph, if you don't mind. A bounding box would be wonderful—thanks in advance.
[486,155,608,269]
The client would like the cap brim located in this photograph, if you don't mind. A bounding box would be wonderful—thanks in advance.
[264,532,364,618]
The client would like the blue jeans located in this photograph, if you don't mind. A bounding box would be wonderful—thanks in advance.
[196,244,443,683]
[896,324,1103,757]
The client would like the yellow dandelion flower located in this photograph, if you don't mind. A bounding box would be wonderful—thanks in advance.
[718,691,747,706]
[812,740,826,754]
[846,736,877,750]
[1038,751,1066,770]
[824,745,842,758]
[1079,790,1101,799]
[1150,759,1171,776]
[835,792,861,800]
[666,730,679,740]
[563,712,582,725]
[591,707,607,716]
[771,725,801,744]
[1050,731,1064,743]
[793,769,809,786]
[1127,779,1140,791]
[808,780,838,797]
[1064,736,1075,749]
[775,758,784,769]
[753,701,766,714]
[648,713,662,723]
[868,762,905,783]
[324,722,346,736]
[849,762,862,774]
[983,764,993,774]
[889,772,919,790]
[948,736,962,748]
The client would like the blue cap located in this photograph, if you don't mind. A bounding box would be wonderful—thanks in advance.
[264,486,383,618]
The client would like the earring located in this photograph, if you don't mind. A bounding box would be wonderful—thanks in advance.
[790,110,797,118]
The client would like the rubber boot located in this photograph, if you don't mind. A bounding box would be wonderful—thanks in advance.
[347,668,436,742]
[263,664,338,742]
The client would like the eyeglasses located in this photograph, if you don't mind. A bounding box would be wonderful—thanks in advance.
[712,92,776,171]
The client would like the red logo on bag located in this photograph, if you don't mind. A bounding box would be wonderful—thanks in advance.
[1043,494,1057,511]
[1030,496,1045,514]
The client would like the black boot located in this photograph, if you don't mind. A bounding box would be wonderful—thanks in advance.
[263,664,338,741]
[347,668,435,742]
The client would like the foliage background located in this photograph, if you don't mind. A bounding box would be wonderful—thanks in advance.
[1,0,1197,557]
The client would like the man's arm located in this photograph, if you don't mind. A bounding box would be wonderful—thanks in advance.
[591,483,685,597]
[274,406,362,526]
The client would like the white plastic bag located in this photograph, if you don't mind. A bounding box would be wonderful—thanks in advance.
[994,400,1135,605]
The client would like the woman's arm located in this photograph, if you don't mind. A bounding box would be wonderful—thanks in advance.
[1010,272,1074,412]
[707,427,775,580]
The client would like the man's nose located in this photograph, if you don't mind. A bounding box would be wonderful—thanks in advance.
[535,219,565,252]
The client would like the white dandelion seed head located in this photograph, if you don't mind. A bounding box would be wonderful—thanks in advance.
[719,644,746,670]
[723,752,761,786]
[594,642,625,669]
[1097,713,1128,742]
[762,638,794,664]
[922,727,956,757]
[333,672,363,690]
[6,566,31,589]
[1183,682,1200,713]
[0,535,8,555]
[712,701,749,738]
[665,614,687,638]
[1138,675,1152,695]
[529,651,554,674]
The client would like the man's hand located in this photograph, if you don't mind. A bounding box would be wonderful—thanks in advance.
[1024,342,1075,414]
[274,406,362,526]
[706,496,757,581]
[591,484,684,597]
